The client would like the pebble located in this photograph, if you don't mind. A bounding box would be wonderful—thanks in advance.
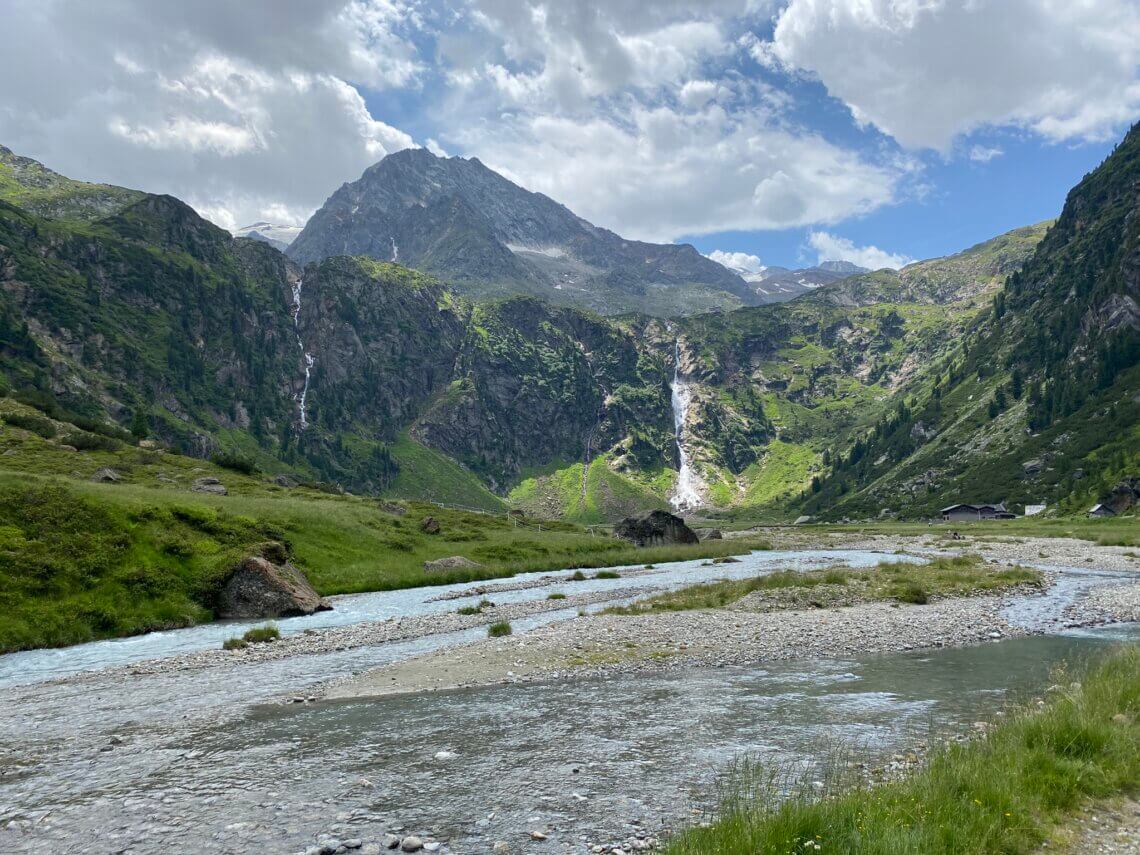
[400,836,424,852]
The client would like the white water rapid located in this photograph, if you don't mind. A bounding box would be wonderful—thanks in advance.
[670,339,703,511]
[290,277,315,430]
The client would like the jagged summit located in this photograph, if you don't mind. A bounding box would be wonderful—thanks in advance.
[287,147,757,316]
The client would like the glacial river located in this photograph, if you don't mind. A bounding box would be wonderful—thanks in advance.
[0,549,1136,854]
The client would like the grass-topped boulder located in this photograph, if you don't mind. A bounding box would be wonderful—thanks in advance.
[216,546,330,620]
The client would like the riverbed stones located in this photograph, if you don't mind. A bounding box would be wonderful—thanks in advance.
[217,556,330,619]
[400,836,424,852]
[613,510,698,547]
[423,555,481,573]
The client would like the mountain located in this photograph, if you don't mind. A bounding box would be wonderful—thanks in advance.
[808,222,1051,308]
[0,144,143,221]
[287,148,758,316]
[746,262,868,303]
[1,135,1133,524]
[796,125,1140,519]
[233,221,302,251]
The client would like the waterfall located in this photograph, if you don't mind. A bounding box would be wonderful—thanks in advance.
[290,277,315,430]
[670,340,702,511]
[390,237,399,262]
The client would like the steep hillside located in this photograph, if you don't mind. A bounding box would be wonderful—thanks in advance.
[806,222,1050,308]
[287,148,756,316]
[0,145,143,221]
[798,126,1140,519]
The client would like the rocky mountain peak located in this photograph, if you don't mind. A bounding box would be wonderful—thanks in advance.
[287,148,756,316]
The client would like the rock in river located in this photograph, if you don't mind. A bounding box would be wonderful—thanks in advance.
[217,554,330,619]
[613,510,698,547]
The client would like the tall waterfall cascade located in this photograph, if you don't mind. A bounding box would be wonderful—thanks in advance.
[670,340,703,511]
[290,277,315,430]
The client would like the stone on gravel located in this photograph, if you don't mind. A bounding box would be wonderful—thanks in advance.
[383,834,401,850]
[423,556,482,573]
[613,510,698,547]
[400,836,424,852]
[217,556,330,619]
[492,843,510,855]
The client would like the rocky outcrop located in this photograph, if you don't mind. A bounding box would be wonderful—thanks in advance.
[1107,477,1140,514]
[192,477,227,495]
[217,550,330,619]
[424,555,482,573]
[91,467,121,483]
[613,510,699,547]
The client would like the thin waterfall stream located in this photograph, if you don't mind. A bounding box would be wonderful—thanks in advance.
[670,339,702,510]
[290,276,315,430]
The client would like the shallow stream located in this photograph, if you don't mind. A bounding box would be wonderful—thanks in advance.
[1,549,1137,854]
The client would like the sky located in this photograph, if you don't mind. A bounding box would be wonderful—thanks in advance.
[0,0,1137,272]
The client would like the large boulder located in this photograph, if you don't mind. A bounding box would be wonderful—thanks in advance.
[424,555,483,574]
[613,510,699,547]
[91,467,122,483]
[217,553,330,619]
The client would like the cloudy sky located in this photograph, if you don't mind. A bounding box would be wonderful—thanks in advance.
[2,0,1137,270]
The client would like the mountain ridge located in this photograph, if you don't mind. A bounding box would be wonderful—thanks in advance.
[287,148,758,316]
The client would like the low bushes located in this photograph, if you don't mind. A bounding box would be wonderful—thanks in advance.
[487,621,512,637]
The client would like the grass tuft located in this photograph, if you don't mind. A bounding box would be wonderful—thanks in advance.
[487,621,512,637]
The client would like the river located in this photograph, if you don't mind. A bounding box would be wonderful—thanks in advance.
[0,549,1136,854]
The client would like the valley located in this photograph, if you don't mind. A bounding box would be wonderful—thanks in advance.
[0,106,1138,855]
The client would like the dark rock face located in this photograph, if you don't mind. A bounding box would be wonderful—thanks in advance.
[287,148,756,316]
[1108,478,1140,513]
[217,556,329,619]
[420,516,441,534]
[614,510,699,547]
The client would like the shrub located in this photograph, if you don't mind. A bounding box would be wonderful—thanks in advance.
[547,592,567,600]
[2,412,56,438]
[477,598,495,608]
[896,582,929,604]
[457,605,482,615]
[594,570,621,580]
[222,637,248,651]
[823,569,849,585]
[487,621,512,637]
[62,431,122,452]
[210,451,259,475]
[242,624,280,643]
[570,570,588,581]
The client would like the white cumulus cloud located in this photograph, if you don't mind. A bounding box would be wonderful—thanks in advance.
[969,145,1004,163]
[764,0,1140,150]
[808,232,912,271]
[707,250,765,273]
[0,0,421,229]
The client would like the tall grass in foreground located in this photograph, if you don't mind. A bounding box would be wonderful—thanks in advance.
[665,645,1140,854]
